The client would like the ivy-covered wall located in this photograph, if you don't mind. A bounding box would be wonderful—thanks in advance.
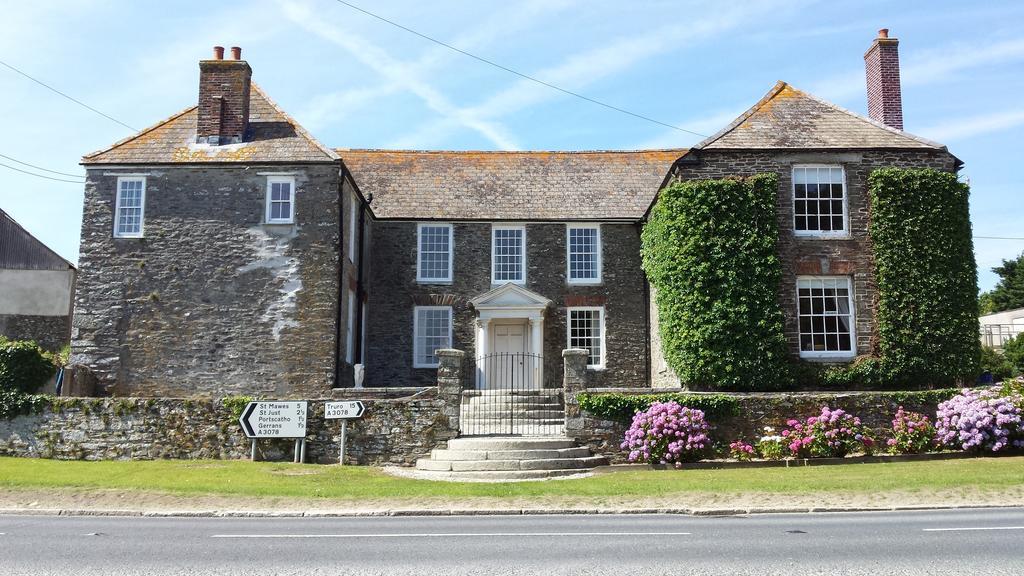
[868,168,979,385]
[642,174,791,391]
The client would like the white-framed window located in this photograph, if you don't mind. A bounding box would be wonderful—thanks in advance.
[348,192,359,264]
[345,288,356,364]
[492,225,526,284]
[113,176,146,238]
[797,276,855,358]
[265,176,295,224]
[417,223,453,283]
[567,224,602,284]
[413,306,453,368]
[793,165,847,236]
[568,306,605,369]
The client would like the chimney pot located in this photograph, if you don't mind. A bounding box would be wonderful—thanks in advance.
[864,29,903,130]
[230,46,242,60]
[213,46,224,60]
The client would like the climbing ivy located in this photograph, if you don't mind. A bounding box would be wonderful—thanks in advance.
[642,174,791,391]
[868,168,979,386]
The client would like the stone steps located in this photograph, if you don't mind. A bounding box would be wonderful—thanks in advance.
[415,436,607,480]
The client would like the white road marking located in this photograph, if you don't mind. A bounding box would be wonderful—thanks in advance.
[923,526,1024,532]
[212,531,692,539]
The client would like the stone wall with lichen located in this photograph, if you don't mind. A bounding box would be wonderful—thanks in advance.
[72,164,342,398]
[0,391,456,465]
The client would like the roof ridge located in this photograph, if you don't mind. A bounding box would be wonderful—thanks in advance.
[82,104,198,162]
[691,80,789,150]
[692,80,945,151]
[250,83,339,161]
[792,86,946,150]
[335,148,688,154]
[0,208,75,269]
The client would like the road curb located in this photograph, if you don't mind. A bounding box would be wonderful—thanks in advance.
[0,503,1017,519]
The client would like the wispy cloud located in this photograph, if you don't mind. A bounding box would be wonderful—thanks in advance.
[393,1,785,148]
[919,108,1024,142]
[810,37,1024,103]
[281,0,523,149]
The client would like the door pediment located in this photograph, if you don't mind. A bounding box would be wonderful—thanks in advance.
[470,283,552,311]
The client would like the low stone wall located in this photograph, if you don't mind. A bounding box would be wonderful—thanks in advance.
[0,389,457,465]
[569,388,951,463]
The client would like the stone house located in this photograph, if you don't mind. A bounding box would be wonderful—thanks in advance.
[72,31,961,396]
[0,208,76,352]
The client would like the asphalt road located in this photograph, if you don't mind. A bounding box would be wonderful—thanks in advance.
[2,508,1023,575]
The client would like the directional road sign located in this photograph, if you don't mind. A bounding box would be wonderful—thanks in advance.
[239,401,308,438]
[325,401,365,419]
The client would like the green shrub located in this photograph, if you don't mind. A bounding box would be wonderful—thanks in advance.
[577,392,740,423]
[868,168,979,387]
[221,395,255,420]
[981,346,1017,382]
[1003,336,1024,375]
[0,337,57,394]
[642,174,791,391]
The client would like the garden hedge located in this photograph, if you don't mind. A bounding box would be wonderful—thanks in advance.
[868,168,979,386]
[642,174,791,391]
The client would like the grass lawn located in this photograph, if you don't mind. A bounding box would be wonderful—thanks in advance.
[1,456,1023,502]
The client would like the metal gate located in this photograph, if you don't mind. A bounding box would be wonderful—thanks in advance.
[461,352,563,436]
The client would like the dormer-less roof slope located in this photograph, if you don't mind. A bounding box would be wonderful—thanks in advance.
[0,209,74,271]
[338,149,685,221]
[693,81,946,151]
[82,83,337,165]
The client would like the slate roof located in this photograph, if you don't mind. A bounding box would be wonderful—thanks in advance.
[82,83,338,165]
[338,149,685,221]
[0,209,74,271]
[694,81,946,151]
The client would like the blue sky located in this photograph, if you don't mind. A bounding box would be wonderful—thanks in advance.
[1,0,1022,290]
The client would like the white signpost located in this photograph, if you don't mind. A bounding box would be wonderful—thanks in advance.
[239,401,308,463]
[324,401,365,465]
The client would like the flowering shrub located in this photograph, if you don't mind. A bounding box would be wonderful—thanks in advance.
[756,426,786,460]
[781,406,874,458]
[729,440,755,461]
[621,401,710,467]
[935,388,1023,452]
[886,407,935,454]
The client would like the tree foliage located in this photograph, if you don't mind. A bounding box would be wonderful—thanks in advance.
[979,252,1024,315]
[642,174,791,391]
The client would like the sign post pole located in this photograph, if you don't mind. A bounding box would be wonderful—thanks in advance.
[250,438,257,462]
[339,420,348,466]
[324,401,365,466]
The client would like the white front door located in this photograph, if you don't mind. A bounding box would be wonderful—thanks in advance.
[484,321,529,390]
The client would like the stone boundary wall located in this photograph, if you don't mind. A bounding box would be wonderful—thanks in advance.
[0,389,458,466]
[569,388,948,464]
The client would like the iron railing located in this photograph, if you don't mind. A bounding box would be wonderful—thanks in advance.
[461,352,563,436]
[981,324,1024,349]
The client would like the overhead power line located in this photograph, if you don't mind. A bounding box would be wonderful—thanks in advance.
[0,161,84,184]
[0,58,137,132]
[331,0,708,138]
[0,153,83,179]
[975,236,1024,241]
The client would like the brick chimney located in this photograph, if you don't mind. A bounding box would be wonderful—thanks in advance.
[196,46,251,145]
[864,28,903,130]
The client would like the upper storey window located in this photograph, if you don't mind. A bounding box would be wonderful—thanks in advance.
[567,224,601,284]
[114,176,146,238]
[793,166,847,237]
[417,223,453,283]
[492,225,525,284]
[266,176,295,224]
